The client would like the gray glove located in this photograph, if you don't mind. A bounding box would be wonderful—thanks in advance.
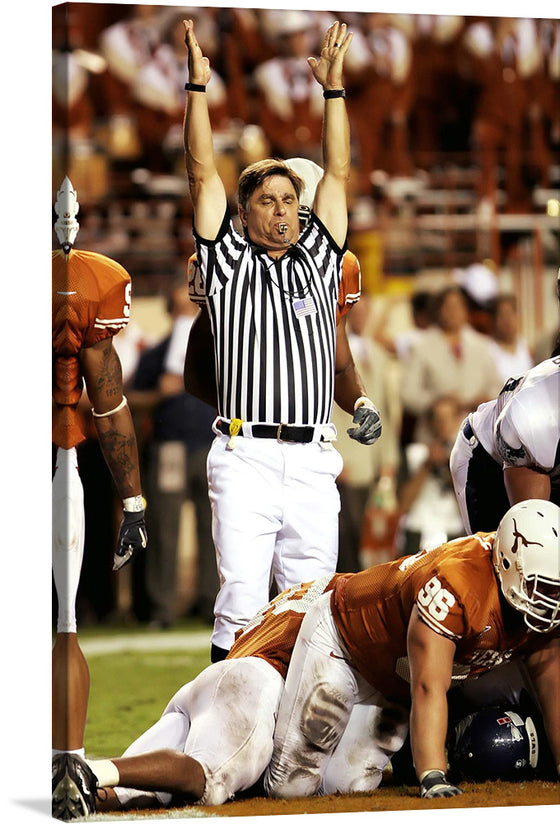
[420,770,463,799]
[347,399,382,445]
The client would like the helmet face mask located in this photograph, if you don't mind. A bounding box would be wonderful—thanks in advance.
[493,500,560,633]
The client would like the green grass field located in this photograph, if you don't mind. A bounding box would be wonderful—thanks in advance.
[76,619,213,758]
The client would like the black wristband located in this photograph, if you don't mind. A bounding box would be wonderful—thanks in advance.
[323,88,345,99]
[185,82,206,92]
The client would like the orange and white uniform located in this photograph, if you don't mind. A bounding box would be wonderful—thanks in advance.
[260,534,557,798]
[52,248,131,448]
[227,574,339,677]
[52,248,131,633]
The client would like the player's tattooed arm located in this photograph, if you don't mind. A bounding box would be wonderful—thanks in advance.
[80,337,123,411]
[80,338,142,500]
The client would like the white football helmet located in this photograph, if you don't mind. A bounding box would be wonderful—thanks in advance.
[284,157,324,228]
[54,176,80,254]
[493,499,560,633]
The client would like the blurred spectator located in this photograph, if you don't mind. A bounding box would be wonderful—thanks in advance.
[373,289,434,447]
[131,10,228,172]
[331,294,400,572]
[373,289,434,361]
[97,4,163,163]
[253,10,324,161]
[409,14,468,169]
[452,260,499,335]
[396,395,465,556]
[344,12,414,196]
[52,45,97,141]
[534,323,560,363]
[113,320,157,389]
[462,17,541,215]
[487,293,534,382]
[526,18,560,189]
[52,3,110,141]
[52,4,110,202]
[400,284,503,442]
[220,8,277,123]
[99,4,162,110]
[128,283,218,627]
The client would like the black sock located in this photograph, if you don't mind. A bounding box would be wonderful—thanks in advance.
[210,643,229,663]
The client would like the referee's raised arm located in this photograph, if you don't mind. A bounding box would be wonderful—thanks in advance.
[182,19,227,241]
[309,21,353,250]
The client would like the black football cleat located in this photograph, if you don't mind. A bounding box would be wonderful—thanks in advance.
[52,753,98,820]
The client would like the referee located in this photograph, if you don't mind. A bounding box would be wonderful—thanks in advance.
[183,19,381,661]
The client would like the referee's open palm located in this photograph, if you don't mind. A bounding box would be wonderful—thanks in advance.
[308,21,353,88]
[183,18,211,85]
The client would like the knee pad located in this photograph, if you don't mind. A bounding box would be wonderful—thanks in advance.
[300,682,351,752]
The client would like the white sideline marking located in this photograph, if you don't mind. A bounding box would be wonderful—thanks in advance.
[80,629,212,656]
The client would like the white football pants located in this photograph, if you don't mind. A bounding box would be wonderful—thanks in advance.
[264,592,409,798]
[52,446,85,633]
[207,433,343,650]
[113,657,284,808]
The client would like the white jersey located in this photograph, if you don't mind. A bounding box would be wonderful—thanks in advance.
[470,357,560,476]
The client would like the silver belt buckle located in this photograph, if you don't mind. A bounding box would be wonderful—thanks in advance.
[277,423,285,440]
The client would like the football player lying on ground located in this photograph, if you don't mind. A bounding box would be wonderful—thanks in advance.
[52,499,560,817]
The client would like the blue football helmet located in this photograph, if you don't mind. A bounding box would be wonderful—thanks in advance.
[448,706,539,781]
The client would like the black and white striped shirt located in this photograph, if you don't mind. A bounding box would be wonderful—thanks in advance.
[193,210,345,425]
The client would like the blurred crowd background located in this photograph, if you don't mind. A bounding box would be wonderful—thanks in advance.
[52,4,560,630]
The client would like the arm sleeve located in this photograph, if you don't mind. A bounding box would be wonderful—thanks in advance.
[336,251,361,322]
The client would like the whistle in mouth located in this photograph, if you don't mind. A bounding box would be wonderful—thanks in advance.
[278,223,288,234]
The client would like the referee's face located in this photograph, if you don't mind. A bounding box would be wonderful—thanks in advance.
[239,175,300,257]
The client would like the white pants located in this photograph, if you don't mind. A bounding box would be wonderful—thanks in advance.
[52,446,85,633]
[207,433,343,650]
[114,657,284,808]
[264,592,409,798]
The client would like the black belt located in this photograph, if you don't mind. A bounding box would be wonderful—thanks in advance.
[216,418,316,443]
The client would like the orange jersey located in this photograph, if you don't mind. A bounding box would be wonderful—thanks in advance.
[227,574,339,678]
[336,250,361,322]
[331,533,554,704]
[228,534,556,698]
[52,249,131,448]
[187,249,361,325]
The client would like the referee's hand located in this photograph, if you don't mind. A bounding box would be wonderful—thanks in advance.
[347,399,382,445]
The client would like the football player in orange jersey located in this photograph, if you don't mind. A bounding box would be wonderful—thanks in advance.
[52,178,147,821]
[263,498,560,800]
[59,500,559,815]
